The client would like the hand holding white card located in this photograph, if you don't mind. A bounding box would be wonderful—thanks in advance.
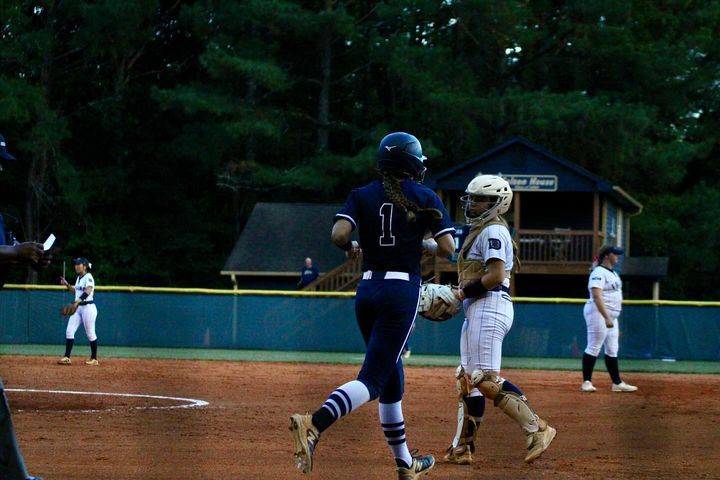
[43,233,56,251]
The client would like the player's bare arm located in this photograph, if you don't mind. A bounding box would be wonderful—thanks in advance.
[591,287,614,327]
[72,286,94,306]
[455,259,505,301]
[60,277,74,292]
[435,233,455,257]
[331,218,361,259]
[331,218,352,245]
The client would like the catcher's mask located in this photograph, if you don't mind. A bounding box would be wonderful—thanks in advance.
[376,132,427,182]
[461,174,513,225]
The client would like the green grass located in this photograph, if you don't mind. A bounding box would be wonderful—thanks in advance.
[1,344,718,374]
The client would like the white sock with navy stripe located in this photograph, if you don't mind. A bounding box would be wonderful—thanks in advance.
[320,380,369,421]
[379,400,413,469]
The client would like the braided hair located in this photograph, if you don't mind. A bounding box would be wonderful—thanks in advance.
[379,169,442,223]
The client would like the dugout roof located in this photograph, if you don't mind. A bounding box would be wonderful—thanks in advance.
[222,202,348,276]
[426,136,642,213]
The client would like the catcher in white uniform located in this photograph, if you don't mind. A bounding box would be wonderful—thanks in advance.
[444,174,556,465]
[57,257,99,366]
[581,245,637,393]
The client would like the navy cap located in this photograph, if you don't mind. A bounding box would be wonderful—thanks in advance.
[73,257,89,266]
[0,134,16,161]
[598,245,624,258]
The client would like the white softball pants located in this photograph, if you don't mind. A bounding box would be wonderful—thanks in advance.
[583,303,619,357]
[460,292,514,373]
[66,304,98,342]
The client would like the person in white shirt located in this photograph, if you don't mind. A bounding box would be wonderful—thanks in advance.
[444,175,556,466]
[581,245,637,393]
[57,257,99,366]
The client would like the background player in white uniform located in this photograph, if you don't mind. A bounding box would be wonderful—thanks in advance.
[444,174,556,465]
[581,245,637,392]
[57,257,99,366]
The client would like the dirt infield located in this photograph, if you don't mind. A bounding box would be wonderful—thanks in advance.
[2,356,719,479]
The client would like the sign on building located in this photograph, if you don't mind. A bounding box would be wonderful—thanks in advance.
[501,174,558,191]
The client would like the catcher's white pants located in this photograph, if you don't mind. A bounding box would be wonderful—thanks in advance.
[66,304,98,342]
[460,292,514,373]
[583,303,619,357]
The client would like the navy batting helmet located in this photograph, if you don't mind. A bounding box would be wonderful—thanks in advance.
[376,132,427,182]
[73,257,91,269]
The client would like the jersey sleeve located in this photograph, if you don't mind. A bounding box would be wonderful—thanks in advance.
[334,189,358,230]
[426,193,455,239]
[588,268,605,290]
[476,225,508,263]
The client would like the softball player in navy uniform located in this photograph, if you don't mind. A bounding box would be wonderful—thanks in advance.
[444,174,556,465]
[581,245,637,392]
[58,257,99,366]
[290,132,455,480]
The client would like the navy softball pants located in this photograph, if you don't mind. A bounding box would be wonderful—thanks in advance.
[355,277,421,403]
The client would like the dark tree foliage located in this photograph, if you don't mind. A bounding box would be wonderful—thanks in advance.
[1,0,718,297]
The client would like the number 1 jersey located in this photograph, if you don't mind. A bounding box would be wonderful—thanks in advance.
[334,180,454,275]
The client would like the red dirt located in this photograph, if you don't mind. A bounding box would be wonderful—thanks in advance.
[2,356,719,479]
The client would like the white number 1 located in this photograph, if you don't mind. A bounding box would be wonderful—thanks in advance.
[379,203,395,246]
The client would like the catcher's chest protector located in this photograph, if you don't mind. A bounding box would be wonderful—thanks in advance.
[457,220,505,288]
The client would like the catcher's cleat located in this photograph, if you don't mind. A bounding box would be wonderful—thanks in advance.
[524,421,556,463]
[85,359,99,366]
[611,381,637,392]
[581,381,597,392]
[289,413,320,474]
[444,444,472,464]
[397,451,435,480]
[57,357,71,365]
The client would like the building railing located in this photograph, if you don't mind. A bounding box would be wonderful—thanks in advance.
[304,229,602,291]
[518,229,601,263]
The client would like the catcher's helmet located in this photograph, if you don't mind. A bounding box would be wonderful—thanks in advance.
[376,132,427,182]
[462,174,513,224]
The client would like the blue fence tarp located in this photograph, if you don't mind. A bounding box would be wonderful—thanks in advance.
[1,290,718,361]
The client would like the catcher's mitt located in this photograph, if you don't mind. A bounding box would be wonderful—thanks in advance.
[418,283,462,322]
[60,303,78,316]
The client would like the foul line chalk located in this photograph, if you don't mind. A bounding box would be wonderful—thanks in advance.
[6,388,209,413]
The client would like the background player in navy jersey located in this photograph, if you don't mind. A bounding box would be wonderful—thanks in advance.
[290,132,455,480]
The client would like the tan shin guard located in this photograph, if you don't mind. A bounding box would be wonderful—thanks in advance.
[447,367,481,458]
[472,369,539,435]
[494,392,539,434]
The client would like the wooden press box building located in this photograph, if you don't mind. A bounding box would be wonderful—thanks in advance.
[425,136,666,298]
[222,137,666,298]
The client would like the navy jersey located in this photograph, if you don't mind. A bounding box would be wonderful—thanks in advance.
[335,180,454,275]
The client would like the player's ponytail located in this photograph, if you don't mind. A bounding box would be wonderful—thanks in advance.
[590,256,599,272]
[379,169,442,223]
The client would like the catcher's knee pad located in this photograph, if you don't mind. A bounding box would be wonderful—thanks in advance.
[470,369,501,400]
[455,365,470,397]
[494,390,539,435]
